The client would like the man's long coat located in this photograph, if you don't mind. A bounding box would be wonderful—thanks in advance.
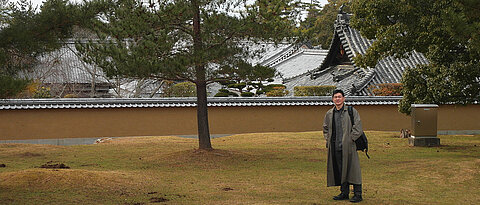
[323,105,363,186]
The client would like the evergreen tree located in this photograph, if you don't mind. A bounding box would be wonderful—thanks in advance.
[76,0,302,149]
[351,0,480,114]
[0,0,95,98]
[217,62,278,95]
[299,0,350,49]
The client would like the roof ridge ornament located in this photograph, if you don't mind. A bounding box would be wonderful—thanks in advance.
[339,4,345,14]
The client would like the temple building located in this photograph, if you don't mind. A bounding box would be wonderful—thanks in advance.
[284,11,429,96]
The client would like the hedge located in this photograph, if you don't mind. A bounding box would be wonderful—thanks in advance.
[240,92,254,97]
[266,87,289,97]
[214,92,229,97]
[215,89,239,97]
[369,83,403,96]
[262,84,286,93]
[294,86,336,96]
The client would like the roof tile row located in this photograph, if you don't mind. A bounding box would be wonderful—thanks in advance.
[0,97,403,110]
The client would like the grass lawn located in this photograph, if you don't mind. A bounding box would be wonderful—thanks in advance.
[0,131,479,204]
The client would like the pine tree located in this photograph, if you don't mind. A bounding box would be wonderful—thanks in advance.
[76,0,302,149]
[0,0,95,98]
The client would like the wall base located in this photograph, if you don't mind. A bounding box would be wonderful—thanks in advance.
[408,136,440,147]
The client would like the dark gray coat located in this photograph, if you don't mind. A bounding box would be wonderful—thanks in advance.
[323,105,363,186]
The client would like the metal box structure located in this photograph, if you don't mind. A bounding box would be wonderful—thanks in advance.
[409,104,440,146]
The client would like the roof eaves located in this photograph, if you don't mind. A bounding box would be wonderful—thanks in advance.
[0,96,404,110]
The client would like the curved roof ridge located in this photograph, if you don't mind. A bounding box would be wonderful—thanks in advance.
[260,44,299,67]
[313,12,370,76]
[272,48,305,68]
[302,49,329,55]
[354,69,376,93]
[277,48,328,83]
[314,11,429,95]
[282,70,312,83]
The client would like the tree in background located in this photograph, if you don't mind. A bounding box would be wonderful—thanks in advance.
[164,81,197,97]
[351,0,480,114]
[76,0,303,149]
[216,61,278,96]
[0,0,95,98]
[299,0,350,49]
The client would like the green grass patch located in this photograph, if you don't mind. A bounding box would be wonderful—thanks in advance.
[0,132,479,204]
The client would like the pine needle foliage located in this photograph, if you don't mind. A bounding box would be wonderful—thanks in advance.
[76,0,304,149]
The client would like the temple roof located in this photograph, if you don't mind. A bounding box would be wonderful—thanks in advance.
[285,12,429,96]
[252,43,328,82]
[19,42,109,84]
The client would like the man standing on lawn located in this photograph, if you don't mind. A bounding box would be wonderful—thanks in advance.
[323,89,363,203]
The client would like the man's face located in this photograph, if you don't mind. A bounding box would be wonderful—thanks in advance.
[332,93,345,107]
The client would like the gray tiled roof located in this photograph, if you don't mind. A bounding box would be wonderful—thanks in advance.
[20,42,109,84]
[20,41,325,96]
[287,12,429,96]
[274,48,327,80]
[254,43,328,82]
[0,96,403,109]
[242,42,293,67]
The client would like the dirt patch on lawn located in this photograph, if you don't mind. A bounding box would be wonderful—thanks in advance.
[0,143,63,157]
[149,197,169,203]
[0,168,147,194]
[39,161,70,169]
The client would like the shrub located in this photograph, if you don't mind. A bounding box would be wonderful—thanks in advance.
[0,76,29,98]
[165,82,196,97]
[256,90,265,95]
[33,86,52,98]
[227,83,247,91]
[217,80,236,86]
[240,92,254,97]
[294,86,336,96]
[369,83,403,96]
[266,87,289,97]
[214,92,229,97]
[218,89,230,93]
[262,84,286,93]
[215,88,239,97]
[63,93,78,98]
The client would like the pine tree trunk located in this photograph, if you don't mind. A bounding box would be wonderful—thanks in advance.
[195,79,212,150]
[192,0,212,150]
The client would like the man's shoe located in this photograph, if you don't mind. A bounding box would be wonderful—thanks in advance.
[333,193,349,200]
[350,194,362,203]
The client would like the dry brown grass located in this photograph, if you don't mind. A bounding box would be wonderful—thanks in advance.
[0,131,479,204]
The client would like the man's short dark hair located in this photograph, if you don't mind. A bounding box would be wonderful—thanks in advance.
[332,89,345,97]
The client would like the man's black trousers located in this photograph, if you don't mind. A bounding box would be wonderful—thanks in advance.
[332,147,362,195]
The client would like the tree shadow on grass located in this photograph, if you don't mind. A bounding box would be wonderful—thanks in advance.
[438,144,478,152]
